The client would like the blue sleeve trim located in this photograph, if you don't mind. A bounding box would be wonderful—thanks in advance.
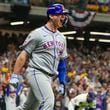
[23,49,30,55]
[57,59,66,84]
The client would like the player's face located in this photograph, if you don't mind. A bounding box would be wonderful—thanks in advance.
[51,14,66,28]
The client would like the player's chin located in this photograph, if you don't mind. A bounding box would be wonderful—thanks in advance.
[58,21,63,27]
[60,20,64,27]
[59,24,63,28]
[56,23,62,28]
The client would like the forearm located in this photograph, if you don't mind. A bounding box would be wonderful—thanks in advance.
[13,50,28,74]
[57,58,66,84]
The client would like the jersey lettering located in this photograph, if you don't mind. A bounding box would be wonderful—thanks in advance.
[42,40,64,49]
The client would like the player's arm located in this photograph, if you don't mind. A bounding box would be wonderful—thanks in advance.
[12,32,37,76]
[13,50,28,74]
[57,58,66,95]
[9,32,37,85]
[9,50,28,84]
[58,35,67,84]
[57,58,66,84]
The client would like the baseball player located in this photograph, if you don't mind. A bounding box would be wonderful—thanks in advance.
[9,3,69,110]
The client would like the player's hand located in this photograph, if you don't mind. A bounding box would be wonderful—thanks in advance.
[9,73,20,85]
[57,83,65,96]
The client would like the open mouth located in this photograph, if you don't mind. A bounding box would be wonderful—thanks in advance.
[61,17,68,26]
[60,19,64,24]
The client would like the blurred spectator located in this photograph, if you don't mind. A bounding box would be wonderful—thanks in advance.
[5,85,16,110]
[16,86,29,106]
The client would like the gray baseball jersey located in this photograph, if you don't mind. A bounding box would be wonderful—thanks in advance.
[21,26,67,75]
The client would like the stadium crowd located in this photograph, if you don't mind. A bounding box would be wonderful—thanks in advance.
[0,0,110,11]
[0,37,110,110]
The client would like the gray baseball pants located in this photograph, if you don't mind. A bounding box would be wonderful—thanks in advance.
[16,68,55,110]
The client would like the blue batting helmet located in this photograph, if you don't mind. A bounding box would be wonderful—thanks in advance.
[47,3,68,15]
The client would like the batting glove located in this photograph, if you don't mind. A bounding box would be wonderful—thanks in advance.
[9,73,20,85]
[57,83,65,96]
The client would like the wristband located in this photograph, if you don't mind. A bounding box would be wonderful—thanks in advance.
[11,73,19,79]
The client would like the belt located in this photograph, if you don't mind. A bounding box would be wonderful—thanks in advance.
[28,66,55,77]
[46,73,55,77]
[39,69,55,77]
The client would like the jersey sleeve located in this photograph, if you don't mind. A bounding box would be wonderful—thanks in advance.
[57,58,67,84]
[20,32,38,55]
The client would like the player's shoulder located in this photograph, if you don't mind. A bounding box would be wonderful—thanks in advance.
[30,26,44,35]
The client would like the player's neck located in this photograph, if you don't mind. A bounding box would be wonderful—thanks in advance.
[46,22,57,33]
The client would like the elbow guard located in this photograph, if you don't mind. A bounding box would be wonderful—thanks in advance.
[57,59,66,84]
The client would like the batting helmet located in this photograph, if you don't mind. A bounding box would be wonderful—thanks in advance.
[47,3,68,15]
